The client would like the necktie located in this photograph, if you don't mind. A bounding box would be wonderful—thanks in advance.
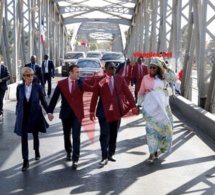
[71,81,75,93]
[108,77,113,95]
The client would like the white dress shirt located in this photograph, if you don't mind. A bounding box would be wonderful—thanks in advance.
[25,83,32,102]
[45,60,49,73]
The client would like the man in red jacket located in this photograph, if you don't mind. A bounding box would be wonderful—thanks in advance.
[90,62,138,166]
[131,57,148,102]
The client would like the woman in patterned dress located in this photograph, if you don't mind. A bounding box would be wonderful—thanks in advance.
[137,57,177,162]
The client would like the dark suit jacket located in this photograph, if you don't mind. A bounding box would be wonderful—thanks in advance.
[41,60,55,77]
[48,78,93,122]
[25,63,44,87]
[0,64,10,90]
[90,74,136,122]
[14,83,49,136]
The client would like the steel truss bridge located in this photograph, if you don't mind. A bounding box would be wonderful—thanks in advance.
[0,0,215,111]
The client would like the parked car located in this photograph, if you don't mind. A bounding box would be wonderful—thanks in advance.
[77,58,104,85]
[86,51,103,59]
[61,51,86,76]
[101,52,125,67]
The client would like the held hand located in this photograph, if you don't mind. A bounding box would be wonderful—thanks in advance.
[132,107,139,115]
[48,113,54,121]
[0,79,2,83]
[90,113,96,122]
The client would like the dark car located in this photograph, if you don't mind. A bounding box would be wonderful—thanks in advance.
[61,51,85,76]
[101,52,125,67]
[77,58,104,85]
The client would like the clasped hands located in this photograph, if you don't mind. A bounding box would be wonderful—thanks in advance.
[48,113,54,121]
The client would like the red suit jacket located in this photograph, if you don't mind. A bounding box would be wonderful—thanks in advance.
[90,74,136,122]
[49,78,93,122]
[132,63,148,92]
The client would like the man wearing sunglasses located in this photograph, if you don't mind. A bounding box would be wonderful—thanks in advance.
[0,58,10,118]
[90,62,138,166]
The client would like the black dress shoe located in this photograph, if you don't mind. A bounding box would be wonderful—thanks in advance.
[99,159,108,166]
[35,151,40,160]
[22,160,29,172]
[66,154,71,161]
[72,161,78,169]
[108,156,116,162]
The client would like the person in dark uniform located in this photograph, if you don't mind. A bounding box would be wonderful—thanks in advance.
[42,54,55,98]
[14,67,49,172]
[0,59,10,117]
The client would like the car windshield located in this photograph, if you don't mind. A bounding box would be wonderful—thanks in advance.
[101,53,124,60]
[77,60,101,68]
[86,53,102,58]
[64,53,84,59]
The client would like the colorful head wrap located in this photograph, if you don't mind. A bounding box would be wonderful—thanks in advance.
[150,57,166,72]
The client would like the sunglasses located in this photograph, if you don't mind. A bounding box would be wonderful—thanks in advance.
[107,66,116,70]
[149,66,157,70]
[24,74,34,77]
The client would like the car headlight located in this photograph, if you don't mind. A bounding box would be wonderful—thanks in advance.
[62,62,66,66]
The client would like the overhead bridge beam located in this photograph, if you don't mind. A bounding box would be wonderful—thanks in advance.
[59,6,134,15]
[55,0,138,3]
[78,29,121,35]
[63,18,131,26]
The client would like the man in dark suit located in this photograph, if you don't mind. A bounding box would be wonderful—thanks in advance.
[48,64,93,169]
[90,62,138,166]
[25,55,44,88]
[42,54,55,98]
[0,60,10,116]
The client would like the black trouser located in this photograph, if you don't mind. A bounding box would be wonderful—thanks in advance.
[44,73,52,96]
[98,118,121,159]
[62,116,81,162]
[21,124,39,160]
[0,89,6,114]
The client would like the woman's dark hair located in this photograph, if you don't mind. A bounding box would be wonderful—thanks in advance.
[156,64,165,80]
